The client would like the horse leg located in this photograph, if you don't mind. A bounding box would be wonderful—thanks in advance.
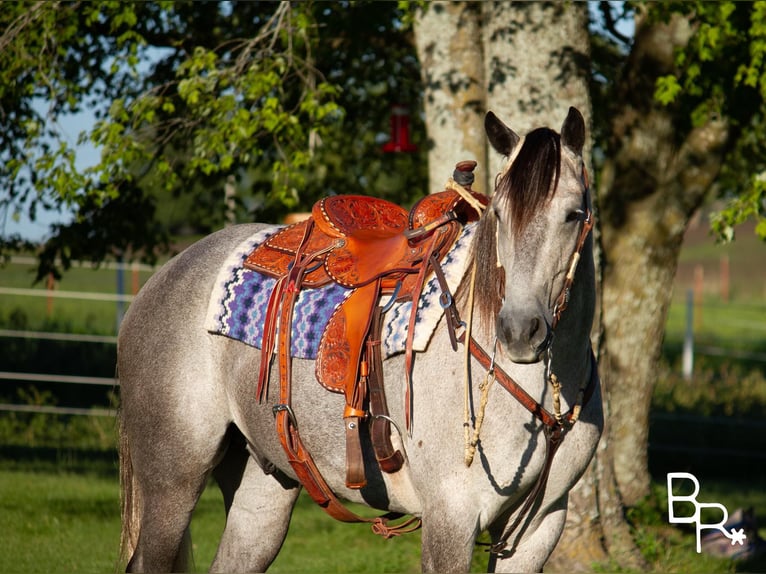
[125,450,212,573]
[122,401,230,573]
[210,430,300,573]
[487,496,567,573]
[420,502,479,573]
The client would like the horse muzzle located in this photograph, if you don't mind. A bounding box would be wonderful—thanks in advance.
[496,310,551,364]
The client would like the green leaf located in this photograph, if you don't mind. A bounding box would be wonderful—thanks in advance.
[654,75,682,105]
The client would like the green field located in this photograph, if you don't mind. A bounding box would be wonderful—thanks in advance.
[0,257,156,336]
[0,465,426,574]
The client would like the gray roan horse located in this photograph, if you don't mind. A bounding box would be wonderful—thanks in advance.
[118,107,603,573]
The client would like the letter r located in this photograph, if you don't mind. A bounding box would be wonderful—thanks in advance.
[696,502,729,554]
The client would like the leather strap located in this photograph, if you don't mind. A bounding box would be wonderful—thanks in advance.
[462,334,598,430]
[257,218,318,402]
[262,220,418,533]
[366,306,405,473]
[463,337,599,555]
[402,225,455,432]
[552,185,593,329]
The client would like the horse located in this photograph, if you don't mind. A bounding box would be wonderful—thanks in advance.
[117,106,603,573]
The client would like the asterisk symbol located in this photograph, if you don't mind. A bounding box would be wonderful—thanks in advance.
[728,528,747,546]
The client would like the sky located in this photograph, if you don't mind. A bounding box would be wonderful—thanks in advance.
[4,108,96,241]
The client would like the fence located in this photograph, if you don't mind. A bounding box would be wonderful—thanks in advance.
[1,256,765,415]
[0,256,153,417]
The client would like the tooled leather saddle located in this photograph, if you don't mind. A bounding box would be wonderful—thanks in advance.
[243,162,486,525]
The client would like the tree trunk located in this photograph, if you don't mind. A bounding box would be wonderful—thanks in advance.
[413,2,730,571]
[480,1,591,146]
[597,10,729,507]
[414,2,486,194]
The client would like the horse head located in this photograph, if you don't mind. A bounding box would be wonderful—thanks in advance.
[473,107,593,364]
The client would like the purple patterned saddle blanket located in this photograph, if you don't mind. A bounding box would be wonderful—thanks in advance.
[205,223,476,359]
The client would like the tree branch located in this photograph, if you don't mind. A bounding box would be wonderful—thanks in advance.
[598,1,632,45]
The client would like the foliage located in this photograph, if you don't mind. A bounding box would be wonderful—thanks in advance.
[4,1,765,281]
[644,1,766,243]
[653,359,766,418]
[0,1,426,280]
[0,406,117,451]
[590,2,766,243]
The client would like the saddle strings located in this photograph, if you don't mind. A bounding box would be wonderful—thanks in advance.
[462,261,477,465]
[446,177,487,215]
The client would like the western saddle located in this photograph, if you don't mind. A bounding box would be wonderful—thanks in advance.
[244,162,487,531]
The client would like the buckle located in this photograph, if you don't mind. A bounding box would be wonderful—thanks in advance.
[272,404,298,428]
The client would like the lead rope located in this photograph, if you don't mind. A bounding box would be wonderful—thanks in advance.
[462,261,497,467]
[462,262,477,463]
[465,343,497,467]
[446,177,487,215]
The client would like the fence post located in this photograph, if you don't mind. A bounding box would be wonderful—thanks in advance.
[46,272,55,318]
[116,258,125,331]
[682,288,694,381]
[720,255,729,302]
[694,264,704,330]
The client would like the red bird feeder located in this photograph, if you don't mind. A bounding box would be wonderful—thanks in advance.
[382,105,417,153]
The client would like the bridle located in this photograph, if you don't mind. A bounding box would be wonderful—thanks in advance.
[446,164,598,556]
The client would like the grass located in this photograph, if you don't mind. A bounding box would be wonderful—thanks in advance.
[664,299,766,359]
[0,464,427,574]
[1,461,764,574]
[0,469,121,573]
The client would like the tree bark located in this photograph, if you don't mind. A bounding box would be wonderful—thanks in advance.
[414,2,486,194]
[480,1,591,142]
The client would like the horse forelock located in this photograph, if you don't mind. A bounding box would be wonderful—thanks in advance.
[462,127,563,334]
[493,127,562,240]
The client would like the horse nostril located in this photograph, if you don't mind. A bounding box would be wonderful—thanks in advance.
[529,317,540,339]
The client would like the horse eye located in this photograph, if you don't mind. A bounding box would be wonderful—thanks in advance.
[565,209,584,223]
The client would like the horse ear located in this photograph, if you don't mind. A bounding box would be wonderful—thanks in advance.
[561,107,585,155]
[485,111,520,156]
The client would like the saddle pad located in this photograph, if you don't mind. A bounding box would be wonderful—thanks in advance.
[205,227,351,358]
[205,223,477,359]
[382,222,475,357]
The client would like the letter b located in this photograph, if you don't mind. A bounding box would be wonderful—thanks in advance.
[667,472,700,524]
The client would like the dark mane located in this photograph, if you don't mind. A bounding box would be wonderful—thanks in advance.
[462,127,562,333]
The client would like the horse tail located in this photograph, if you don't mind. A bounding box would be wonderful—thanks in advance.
[119,412,141,566]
